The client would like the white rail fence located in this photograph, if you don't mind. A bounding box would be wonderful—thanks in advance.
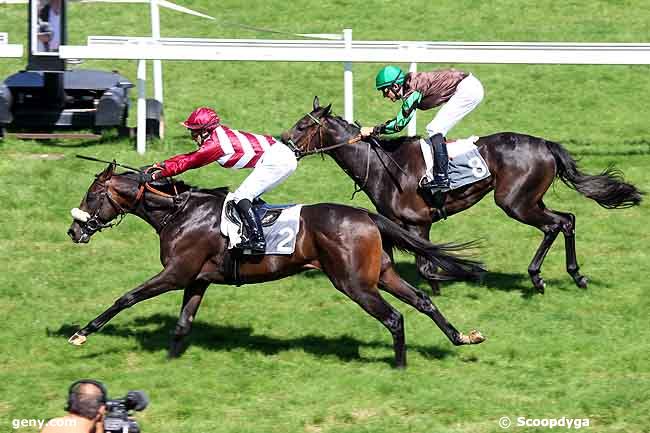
[0,33,24,58]
[59,31,650,153]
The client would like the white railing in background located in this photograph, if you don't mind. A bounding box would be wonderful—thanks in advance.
[0,32,23,58]
[59,32,650,153]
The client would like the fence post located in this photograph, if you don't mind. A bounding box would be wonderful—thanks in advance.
[137,59,147,154]
[150,0,164,104]
[343,29,353,122]
[407,61,417,136]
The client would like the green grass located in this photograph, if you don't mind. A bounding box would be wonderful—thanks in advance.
[1,1,650,432]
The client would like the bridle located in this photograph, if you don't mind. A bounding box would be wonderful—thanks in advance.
[287,111,406,197]
[286,112,362,159]
[78,175,142,237]
[77,173,179,238]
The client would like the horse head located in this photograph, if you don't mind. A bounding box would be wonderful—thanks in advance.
[67,162,141,243]
[282,96,358,157]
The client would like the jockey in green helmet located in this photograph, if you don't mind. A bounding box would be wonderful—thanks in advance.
[361,65,484,193]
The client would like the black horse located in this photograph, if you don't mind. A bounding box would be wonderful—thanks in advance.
[282,97,643,294]
[66,163,486,368]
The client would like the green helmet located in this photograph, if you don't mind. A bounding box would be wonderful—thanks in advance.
[375,65,405,90]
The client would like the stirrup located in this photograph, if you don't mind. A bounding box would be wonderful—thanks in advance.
[238,239,266,254]
[420,176,450,192]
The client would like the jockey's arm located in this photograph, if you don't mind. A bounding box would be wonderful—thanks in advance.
[374,91,422,135]
[157,138,225,178]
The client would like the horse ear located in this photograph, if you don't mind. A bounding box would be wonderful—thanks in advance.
[323,104,332,116]
[313,96,320,111]
[100,161,116,179]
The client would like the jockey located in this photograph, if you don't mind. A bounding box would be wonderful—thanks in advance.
[147,107,298,254]
[360,65,484,192]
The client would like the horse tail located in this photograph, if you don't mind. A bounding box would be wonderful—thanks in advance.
[545,140,643,209]
[366,212,485,281]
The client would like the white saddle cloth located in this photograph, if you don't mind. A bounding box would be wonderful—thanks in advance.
[419,135,480,175]
[220,193,303,254]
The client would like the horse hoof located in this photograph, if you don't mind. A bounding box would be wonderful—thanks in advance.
[530,273,545,294]
[458,330,485,345]
[68,332,87,346]
[468,329,486,344]
[576,276,588,289]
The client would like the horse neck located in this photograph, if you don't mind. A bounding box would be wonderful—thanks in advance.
[129,188,178,233]
[327,134,412,199]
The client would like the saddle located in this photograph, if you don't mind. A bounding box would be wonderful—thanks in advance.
[250,198,289,227]
[419,136,491,218]
[221,193,302,255]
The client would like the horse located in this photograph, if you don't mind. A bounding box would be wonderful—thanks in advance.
[281,97,643,295]
[66,162,486,368]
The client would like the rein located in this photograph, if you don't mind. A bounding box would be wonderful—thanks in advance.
[80,176,182,237]
[287,113,362,159]
[295,135,362,158]
[288,111,407,196]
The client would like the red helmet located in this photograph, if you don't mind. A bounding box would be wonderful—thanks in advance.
[182,107,220,131]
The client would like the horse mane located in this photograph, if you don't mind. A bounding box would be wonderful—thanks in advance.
[118,171,230,198]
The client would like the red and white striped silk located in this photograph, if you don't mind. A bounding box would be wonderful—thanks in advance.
[214,126,276,169]
[159,126,277,177]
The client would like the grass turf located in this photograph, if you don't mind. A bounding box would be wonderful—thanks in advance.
[1,1,649,432]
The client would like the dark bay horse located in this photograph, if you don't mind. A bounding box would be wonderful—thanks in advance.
[281,97,643,294]
[66,162,486,368]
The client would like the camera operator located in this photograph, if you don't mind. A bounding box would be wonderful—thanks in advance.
[41,379,106,433]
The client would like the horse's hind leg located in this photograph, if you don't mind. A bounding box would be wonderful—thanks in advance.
[334,282,406,368]
[379,262,485,346]
[494,172,564,293]
[169,281,209,358]
[553,210,588,288]
[321,258,407,367]
[527,222,560,293]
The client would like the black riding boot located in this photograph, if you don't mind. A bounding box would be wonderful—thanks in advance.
[420,133,450,192]
[234,199,266,254]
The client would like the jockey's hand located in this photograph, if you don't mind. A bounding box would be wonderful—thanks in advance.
[140,164,163,183]
[139,171,156,184]
[360,126,375,137]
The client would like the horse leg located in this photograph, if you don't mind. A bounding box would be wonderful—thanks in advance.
[527,225,560,294]
[68,268,183,345]
[346,287,406,368]
[554,210,588,288]
[405,223,441,296]
[321,262,407,367]
[496,196,565,293]
[169,281,209,358]
[379,262,484,345]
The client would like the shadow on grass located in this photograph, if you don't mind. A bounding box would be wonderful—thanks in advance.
[480,271,539,298]
[48,314,456,366]
[480,270,603,298]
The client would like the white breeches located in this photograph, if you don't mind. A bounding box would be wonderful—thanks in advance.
[232,142,298,203]
[425,74,484,137]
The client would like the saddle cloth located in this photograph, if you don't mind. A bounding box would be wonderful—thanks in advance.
[220,193,303,254]
[419,136,491,190]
